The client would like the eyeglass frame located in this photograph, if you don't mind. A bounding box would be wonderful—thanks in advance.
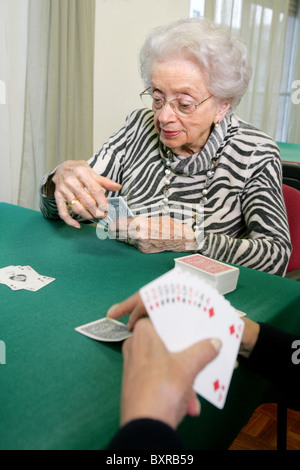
[139,86,213,117]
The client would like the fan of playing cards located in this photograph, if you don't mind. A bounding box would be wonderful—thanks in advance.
[139,268,244,409]
[76,265,244,409]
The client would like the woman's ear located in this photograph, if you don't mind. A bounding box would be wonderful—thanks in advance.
[214,101,231,125]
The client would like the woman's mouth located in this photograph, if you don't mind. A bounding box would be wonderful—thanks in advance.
[161,129,182,138]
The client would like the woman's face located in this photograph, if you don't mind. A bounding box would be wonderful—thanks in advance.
[150,59,230,156]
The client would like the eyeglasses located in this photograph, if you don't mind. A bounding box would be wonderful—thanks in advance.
[139,87,213,117]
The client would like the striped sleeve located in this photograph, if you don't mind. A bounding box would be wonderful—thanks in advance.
[198,144,291,276]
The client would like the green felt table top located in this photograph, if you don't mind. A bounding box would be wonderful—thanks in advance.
[277,141,300,163]
[0,203,299,450]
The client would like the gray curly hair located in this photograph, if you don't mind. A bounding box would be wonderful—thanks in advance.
[139,18,252,111]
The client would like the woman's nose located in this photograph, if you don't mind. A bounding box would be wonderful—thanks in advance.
[157,102,178,124]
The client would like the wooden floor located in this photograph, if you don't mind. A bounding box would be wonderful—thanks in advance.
[229,403,300,450]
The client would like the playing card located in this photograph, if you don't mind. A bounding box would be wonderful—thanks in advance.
[0,266,25,290]
[96,197,134,228]
[235,309,246,317]
[191,292,244,409]
[0,265,55,292]
[75,317,133,342]
[139,268,244,409]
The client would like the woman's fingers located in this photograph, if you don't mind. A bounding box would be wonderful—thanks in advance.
[113,216,197,253]
[51,160,121,226]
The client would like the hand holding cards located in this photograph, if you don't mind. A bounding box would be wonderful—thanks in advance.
[95,196,134,228]
[139,268,244,409]
[0,265,55,292]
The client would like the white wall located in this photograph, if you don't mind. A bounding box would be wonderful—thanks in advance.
[0,0,190,205]
[93,0,190,152]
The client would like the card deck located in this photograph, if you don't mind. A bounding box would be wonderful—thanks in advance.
[0,265,55,292]
[139,268,244,409]
[175,254,239,295]
[75,318,132,342]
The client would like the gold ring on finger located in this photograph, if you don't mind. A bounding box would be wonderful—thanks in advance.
[67,197,78,211]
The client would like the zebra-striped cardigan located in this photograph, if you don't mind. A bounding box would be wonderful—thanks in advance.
[40,108,291,276]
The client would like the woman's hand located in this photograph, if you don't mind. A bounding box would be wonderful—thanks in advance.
[51,160,122,228]
[111,215,197,253]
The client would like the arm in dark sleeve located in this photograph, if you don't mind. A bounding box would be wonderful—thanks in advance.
[240,322,300,409]
[107,418,184,450]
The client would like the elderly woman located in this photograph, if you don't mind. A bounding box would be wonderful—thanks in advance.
[40,18,291,276]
